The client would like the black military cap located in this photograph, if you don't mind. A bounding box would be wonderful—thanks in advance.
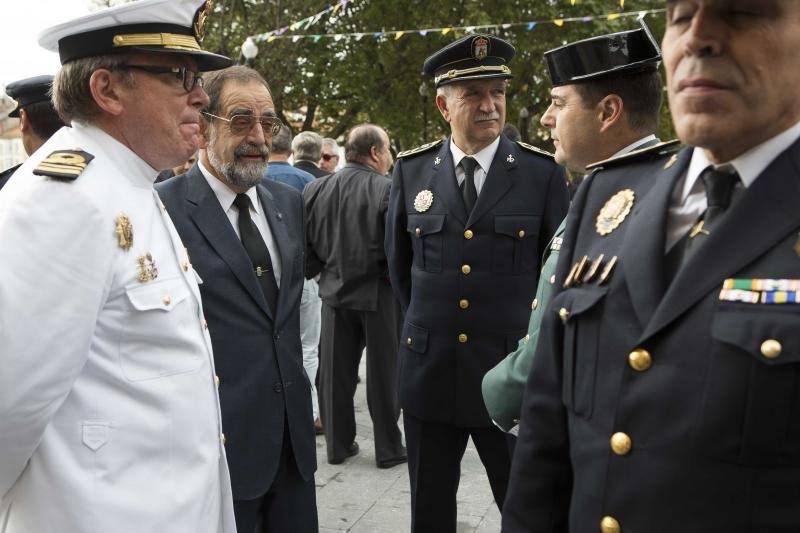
[544,27,661,87]
[6,75,54,118]
[423,34,515,88]
[38,0,232,72]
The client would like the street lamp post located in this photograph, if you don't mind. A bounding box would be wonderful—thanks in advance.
[419,82,429,140]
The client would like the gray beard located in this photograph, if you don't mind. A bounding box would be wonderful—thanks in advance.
[208,131,269,189]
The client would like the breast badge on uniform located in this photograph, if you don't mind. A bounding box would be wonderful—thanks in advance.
[720,278,800,304]
[115,213,134,251]
[596,189,635,236]
[137,253,159,283]
[414,190,434,213]
[33,149,94,181]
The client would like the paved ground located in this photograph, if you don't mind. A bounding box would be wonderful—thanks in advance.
[314,357,502,533]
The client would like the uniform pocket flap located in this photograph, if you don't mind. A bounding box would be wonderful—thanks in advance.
[407,214,446,237]
[402,322,429,354]
[711,309,800,365]
[555,286,609,322]
[82,420,109,451]
[125,277,190,311]
[494,215,541,239]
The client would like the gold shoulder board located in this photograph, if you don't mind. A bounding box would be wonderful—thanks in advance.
[516,141,555,160]
[33,149,95,181]
[397,139,445,159]
[585,140,682,171]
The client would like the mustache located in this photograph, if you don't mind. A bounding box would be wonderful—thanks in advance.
[474,111,500,122]
[235,143,270,159]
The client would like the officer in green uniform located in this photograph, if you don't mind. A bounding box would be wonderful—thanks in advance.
[482,26,666,433]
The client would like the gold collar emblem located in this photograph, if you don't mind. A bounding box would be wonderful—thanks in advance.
[596,189,635,236]
[115,213,133,251]
[414,190,434,213]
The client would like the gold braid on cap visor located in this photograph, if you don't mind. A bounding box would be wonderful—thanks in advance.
[435,64,511,85]
[112,33,201,52]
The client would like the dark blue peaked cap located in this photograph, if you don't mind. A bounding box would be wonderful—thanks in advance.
[5,75,54,118]
[423,34,515,88]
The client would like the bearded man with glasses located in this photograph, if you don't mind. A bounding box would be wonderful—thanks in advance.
[0,1,238,532]
[156,65,318,533]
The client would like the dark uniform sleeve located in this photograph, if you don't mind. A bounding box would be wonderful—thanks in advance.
[501,173,594,533]
[385,158,412,311]
[539,165,570,261]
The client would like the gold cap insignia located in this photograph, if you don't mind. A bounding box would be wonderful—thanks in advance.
[193,1,213,43]
[414,190,434,213]
[472,36,489,60]
[596,189,635,236]
[115,213,134,251]
[33,149,94,181]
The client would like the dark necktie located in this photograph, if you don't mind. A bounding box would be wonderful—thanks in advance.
[233,193,279,314]
[460,156,479,212]
[665,166,741,282]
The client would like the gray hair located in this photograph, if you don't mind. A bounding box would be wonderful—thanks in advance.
[292,131,323,161]
[345,124,387,164]
[271,125,293,154]
[321,137,339,152]
[52,54,133,124]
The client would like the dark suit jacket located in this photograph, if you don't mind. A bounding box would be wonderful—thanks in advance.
[503,140,800,532]
[156,164,315,500]
[294,159,329,179]
[385,135,569,427]
[304,162,391,311]
[0,163,21,191]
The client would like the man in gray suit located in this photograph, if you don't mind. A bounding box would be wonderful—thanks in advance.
[304,124,406,468]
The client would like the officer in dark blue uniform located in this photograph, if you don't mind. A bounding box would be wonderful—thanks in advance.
[385,33,569,532]
[0,75,64,190]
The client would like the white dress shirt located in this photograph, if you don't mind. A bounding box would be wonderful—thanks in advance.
[450,135,501,196]
[199,160,282,285]
[666,120,800,250]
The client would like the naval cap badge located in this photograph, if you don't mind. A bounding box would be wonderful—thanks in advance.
[414,190,434,213]
[596,189,635,236]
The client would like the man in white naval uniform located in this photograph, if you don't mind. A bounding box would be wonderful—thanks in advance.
[0,1,237,532]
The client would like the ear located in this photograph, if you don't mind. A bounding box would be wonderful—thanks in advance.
[89,68,125,116]
[369,144,381,164]
[597,94,624,133]
[18,109,31,133]
[435,93,451,123]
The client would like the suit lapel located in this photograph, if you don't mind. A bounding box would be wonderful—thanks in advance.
[257,184,295,326]
[467,135,515,227]
[620,147,692,329]
[643,141,800,340]
[430,139,467,224]
[185,167,273,320]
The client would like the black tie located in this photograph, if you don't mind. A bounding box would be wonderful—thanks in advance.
[233,193,279,314]
[460,157,479,212]
[665,166,740,282]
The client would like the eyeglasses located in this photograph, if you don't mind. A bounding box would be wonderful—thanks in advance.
[202,111,283,136]
[321,153,339,161]
[115,64,203,93]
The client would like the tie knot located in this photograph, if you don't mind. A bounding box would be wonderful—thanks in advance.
[701,166,740,210]
[233,193,252,212]
[460,156,478,175]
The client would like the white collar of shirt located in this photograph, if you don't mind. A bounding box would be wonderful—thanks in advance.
[198,159,261,216]
[450,135,500,175]
[681,120,800,203]
[609,134,658,160]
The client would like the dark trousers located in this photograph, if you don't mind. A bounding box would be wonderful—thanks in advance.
[404,411,512,533]
[319,282,405,464]
[232,426,318,533]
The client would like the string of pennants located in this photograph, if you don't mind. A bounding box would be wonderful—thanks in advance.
[247,5,665,46]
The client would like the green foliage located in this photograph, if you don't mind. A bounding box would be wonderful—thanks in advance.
[204,0,673,152]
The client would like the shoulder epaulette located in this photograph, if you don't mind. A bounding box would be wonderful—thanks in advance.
[397,139,444,159]
[33,149,94,181]
[585,139,682,171]
[516,141,555,160]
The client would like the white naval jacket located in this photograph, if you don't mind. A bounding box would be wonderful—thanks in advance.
[0,123,236,533]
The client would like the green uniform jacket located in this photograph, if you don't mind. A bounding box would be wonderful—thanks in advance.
[481,217,566,431]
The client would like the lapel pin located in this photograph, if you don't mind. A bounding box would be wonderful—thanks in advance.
[598,255,618,285]
[582,254,605,284]
[663,154,679,170]
[115,213,133,251]
[596,189,635,236]
[506,154,515,164]
[414,189,434,212]
[434,156,442,166]
[277,212,283,220]
[689,220,710,239]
